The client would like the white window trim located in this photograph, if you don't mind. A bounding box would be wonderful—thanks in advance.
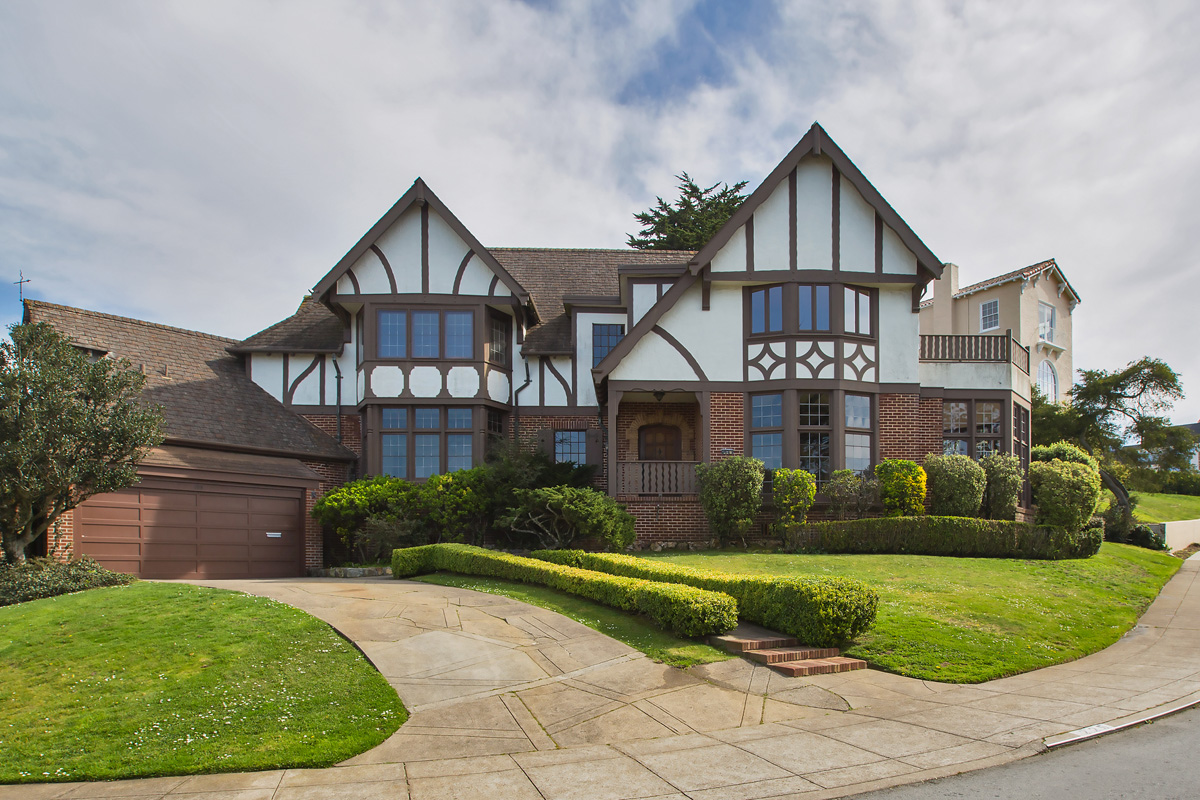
[1038,360,1058,400]
[979,299,1000,333]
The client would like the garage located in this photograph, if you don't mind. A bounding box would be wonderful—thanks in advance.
[73,447,321,579]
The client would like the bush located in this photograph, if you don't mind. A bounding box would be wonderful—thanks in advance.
[311,476,423,561]
[771,468,817,538]
[784,516,1101,560]
[695,456,765,546]
[1101,496,1138,543]
[825,469,879,521]
[0,557,133,606]
[1162,472,1200,496]
[532,550,878,647]
[1128,524,1168,551]
[1029,460,1103,531]
[980,453,1025,521]
[390,544,736,637]
[923,454,986,517]
[497,486,635,551]
[875,459,926,517]
[1031,441,1100,473]
[421,468,493,546]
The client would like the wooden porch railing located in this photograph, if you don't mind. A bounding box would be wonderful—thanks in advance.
[919,331,1030,375]
[615,461,700,496]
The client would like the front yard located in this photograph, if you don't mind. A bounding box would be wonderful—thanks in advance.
[0,582,406,783]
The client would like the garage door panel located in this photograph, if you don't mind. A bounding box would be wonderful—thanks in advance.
[77,505,142,523]
[143,542,202,560]
[250,513,300,530]
[82,541,143,558]
[197,494,249,511]
[249,497,301,514]
[82,488,142,508]
[140,509,198,526]
[80,523,143,541]
[139,491,199,510]
[197,544,251,560]
[140,561,207,579]
[198,511,253,528]
[197,528,251,544]
[142,526,202,544]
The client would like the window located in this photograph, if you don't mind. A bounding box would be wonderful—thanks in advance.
[554,431,587,464]
[750,393,783,470]
[844,394,872,475]
[380,406,475,479]
[799,392,832,483]
[844,287,871,336]
[798,392,830,427]
[1039,302,1056,343]
[488,313,510,366]
[979,299,999,332]
[1037,360,1058,400]
[487,408,505,437]
[593,323,625,367]
[798,285,831,331]
[381,408,408,478]
[943,399,1004,460]
[750,286,784,334]
[376,309,475,360]
[975,401,1001,458]
[942,401,969,456]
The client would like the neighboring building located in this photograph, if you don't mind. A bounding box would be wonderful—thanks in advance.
[919,260,1080,403]
[32,122,1037,576]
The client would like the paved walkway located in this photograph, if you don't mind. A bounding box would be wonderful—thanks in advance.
[7,557,1199,800]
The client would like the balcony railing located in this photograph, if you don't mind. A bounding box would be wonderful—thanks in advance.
[919,332,1030,375]
[615,461,700,496]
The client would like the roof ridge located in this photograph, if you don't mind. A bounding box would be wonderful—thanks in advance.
[24,300,237,345]
[488,246,695,255]
[954,259,1059,297]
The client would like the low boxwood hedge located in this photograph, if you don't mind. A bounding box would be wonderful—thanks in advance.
[531,550,877,647]
[391,543,737,637]
[786,516,1101,559]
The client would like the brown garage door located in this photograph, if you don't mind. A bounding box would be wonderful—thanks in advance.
[75,478,305,579]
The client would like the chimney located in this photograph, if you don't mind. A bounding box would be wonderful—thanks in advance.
[928,262,959,334]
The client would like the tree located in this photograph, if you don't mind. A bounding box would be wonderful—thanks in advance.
[627,172,748,250]
[1034,357,1189,518]
[0,323,164,563]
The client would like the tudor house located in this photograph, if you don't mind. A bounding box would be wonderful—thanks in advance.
[31,123,1040,578]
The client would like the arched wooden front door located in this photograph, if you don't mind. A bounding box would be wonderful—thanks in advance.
[639,424,681,460]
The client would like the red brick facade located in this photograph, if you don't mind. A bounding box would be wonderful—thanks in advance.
[709,392,745,461]
[878,393,942,463]
[615,402,700,462]
[301,414,363,457]
[300,458,355,570]
[514,413,606,489]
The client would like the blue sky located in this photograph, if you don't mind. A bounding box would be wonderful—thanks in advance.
[2,0,1199,422]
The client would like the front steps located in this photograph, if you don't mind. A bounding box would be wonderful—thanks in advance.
[710,623,868,677]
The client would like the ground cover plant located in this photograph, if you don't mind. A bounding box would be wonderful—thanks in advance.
[0,582,405,783]
[412,572,732,667]
[643,543,1179,683]
[0,557,132,606]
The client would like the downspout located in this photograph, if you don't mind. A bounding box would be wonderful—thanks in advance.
[332,356,343,443]
[513,355,532,441]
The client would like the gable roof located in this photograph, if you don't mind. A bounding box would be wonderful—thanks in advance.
[23,301,355,462]
[687,122,944,280]
[491,248,693,355]
[311,178,530,308]
[954,258,1081,304]
[229,299,344,354]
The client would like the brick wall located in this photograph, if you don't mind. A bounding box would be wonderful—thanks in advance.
[301,413,363,457]
[878,393,942,462]
[43,511,74,562]
[514,413,606,490]
[615,402,699,462]
[710,392,744,461]
[301,459,355,571]
[619,496,712,546]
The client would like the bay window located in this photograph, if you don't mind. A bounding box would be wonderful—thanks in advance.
[943,399,1004,460]
[379,406,477,479]
[375,309,475,360]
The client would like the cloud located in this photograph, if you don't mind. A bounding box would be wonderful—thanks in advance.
[2,0,1198,421]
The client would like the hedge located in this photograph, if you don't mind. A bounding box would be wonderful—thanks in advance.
[391,544,737,637]
[531,550,877,647]
[0,557,134,606]
[784,516,1101,560]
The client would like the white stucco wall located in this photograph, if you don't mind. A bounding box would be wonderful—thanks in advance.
[487,368,511,403]
[753,177,790,270]
[796,157,834,271]
[877,287,920,384]
[710,225,747,273]
[881,225,918,275]
[839,173,875,274]
[408,366,443,397]
[543,357,573,406]
[609,329,703,382]
[371,365,405,397]
[576,311,627,406]
[289,355,323,406]
[250,353,285,401]
[426,211,473,294]
[631,284,657,326]
[447,366,480,398]
[373,207,423,293]
[918,361,1028,397]
[653,281,743,381]
[456,253,494,296]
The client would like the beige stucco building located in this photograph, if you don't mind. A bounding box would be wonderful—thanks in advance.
[920,260,1079,403]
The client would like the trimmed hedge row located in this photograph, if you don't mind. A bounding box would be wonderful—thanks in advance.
[531,550,877,647]
[391,544,737,637]
[785,517,1102,560]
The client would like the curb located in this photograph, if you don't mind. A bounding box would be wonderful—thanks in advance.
[1043,690,1200,749]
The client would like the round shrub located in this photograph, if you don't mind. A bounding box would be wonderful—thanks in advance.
[771,468,817,537]
[1031,441,1099,473]
[498,486,635,551]
[695,456,765,546]
[874,459,926,517]
[980,453,1025,520]
[1029,459,1102,531]
[923,454,986,517]
[825,469,880,520]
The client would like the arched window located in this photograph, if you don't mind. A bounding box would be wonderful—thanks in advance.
[1037,360,1058,400]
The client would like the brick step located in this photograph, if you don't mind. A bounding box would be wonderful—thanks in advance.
[709,623,800,653]
[745,646,841,664]
[768,656,868,677]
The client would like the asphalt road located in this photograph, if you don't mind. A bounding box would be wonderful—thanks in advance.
[853,705,1200,799]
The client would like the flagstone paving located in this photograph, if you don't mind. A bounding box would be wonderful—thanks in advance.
[5,557,1198,799]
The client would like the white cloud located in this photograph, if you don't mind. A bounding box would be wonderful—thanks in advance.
[2,0,1198,421]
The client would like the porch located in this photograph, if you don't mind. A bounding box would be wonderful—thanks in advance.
[606,389,708,498]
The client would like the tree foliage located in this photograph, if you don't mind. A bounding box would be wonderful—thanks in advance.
[694,456,764,546]
[627,172,748,251]
[0,323,164,563]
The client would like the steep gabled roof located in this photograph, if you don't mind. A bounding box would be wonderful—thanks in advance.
[490,248,692,355]
[311,178,530,308]
[229,299,345,354]
[954,259,1081,304]
[23,301,355,462]
[687,122,944,280]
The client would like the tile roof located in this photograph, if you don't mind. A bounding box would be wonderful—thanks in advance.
[953,259,1080,302]
[231,299,344,353]
[489,248,693,354]
[23,301,355,462]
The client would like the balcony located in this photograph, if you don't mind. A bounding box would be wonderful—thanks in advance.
[919,332,1030,375]
[615,460,700,496]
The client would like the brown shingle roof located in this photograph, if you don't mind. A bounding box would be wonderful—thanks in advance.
[23,301,354,462]
[490,248,693,353]
[231,299,344,354]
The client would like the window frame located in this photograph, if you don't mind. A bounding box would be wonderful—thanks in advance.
[487,311,511,367]
[749,285,785,335]
[844,393,872,475]
[843,286,872,337]
[375,405,478,479]
[1038,302,1056,343]
[979,299,1000,333]
[374,308,477,361]
[592,323,626,368]
[749,392,784,471]
[554,430,588,465]
[1037,360,1059,400]
[942,398,1007,460]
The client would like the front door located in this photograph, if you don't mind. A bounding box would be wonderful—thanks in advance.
[639,424,681,460]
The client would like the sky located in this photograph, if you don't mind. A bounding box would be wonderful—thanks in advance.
[1,0,1198,422]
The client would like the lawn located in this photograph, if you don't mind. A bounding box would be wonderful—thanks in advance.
[645,543,1181,683]
[413,572,731,668]
[0,582,406,784]
[1131,492,1200,523]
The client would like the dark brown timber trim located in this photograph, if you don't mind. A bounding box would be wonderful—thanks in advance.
[369,244,398,294]
[746,215,755,272]
[452,250,475,295]
[874,212,884,275]
[285,356,321,406]
[789,168,797,271]
[420,203,430,294]
[831,165,841,272]
[651,325,708,381]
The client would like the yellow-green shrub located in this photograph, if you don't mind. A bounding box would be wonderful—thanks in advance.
[875,459,926,516]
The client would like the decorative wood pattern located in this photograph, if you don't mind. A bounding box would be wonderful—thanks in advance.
[616,461,700,495]
[919,333,1030,375]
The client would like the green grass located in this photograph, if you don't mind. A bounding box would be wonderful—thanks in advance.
[0,582,406,784]
[1131,492,1200,523]
[412,572,732,668]
[643,543,1181,683]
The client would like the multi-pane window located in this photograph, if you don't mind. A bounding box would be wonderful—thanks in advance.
[750,393,783,470]
[381,408,408,478]
[844,287,871,336]
[844,393,872,474]
[750,286,784,334]
[943,400,1003,460]
[554,431,587,464]
[979,299,999,332]
[592,324,625,367]
[375,309,475,359]
[447,408,473,472]
[1038,302,1056,343]
[488,314,510,366]
[798,285,831,331]
[942,401,969,456]
[1037,360,1058,400]
[381,406,475,479]
[798,392,832,483]
[487,408,505,437]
